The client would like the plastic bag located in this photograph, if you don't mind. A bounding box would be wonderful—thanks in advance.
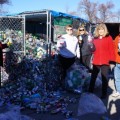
[77,93,107,116]
[0,105,32,120]
[65,62,90,91]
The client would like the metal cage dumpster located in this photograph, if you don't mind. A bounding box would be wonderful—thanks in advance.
[0,10,92,86]
[0,16,25,86]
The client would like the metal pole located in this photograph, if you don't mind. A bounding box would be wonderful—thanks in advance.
[23,15,26,56]
[46,11,49,57]
[48,12,52,57]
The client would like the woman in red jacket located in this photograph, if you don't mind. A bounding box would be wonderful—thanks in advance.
[88,23,115,99]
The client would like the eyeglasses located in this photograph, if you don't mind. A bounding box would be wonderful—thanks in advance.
[67,29,73,31]
[79,29,84,31]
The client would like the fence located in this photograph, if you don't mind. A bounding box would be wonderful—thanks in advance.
[0,16,25,86]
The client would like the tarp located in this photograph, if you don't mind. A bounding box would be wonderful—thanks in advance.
[50,10,89,23]
[1,9,89,23]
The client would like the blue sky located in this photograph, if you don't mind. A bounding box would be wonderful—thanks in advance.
[4,0,120,14]
[6,0,80,14]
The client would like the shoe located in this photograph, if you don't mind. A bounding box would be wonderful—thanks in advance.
[112,92,120,97]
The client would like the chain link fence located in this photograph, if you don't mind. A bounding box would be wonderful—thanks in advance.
[0,16,25,85]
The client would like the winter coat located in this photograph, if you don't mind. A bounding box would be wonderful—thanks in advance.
[79,34,92,56]
[92,35,115,65]
[57,34,80,58]
[114,35,120,63]
[0,42,8,66]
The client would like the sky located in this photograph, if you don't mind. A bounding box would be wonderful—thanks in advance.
[4,0,120,14]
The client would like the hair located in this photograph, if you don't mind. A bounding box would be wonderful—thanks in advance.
[94,23,109,37]
[65,24,73,29]
[77,25,88,36]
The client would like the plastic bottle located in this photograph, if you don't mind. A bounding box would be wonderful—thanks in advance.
[60,38,66,47]
[88,34,96,52]
[88,34,92,42]
[79,35,82,41]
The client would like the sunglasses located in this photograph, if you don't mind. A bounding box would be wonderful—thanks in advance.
[79,29,84,31]
[67,29,73,31]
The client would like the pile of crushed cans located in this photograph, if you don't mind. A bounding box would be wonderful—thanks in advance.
[0,55,80,119]
[0,29,109,120]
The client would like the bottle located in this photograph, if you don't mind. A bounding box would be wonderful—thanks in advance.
[88,34,95,52]
[58,36,65,48]
[78,35,82,44]
[79,35,82,41]
[88,34,92,42]
[3,32,6,40]
[60,39,65,46]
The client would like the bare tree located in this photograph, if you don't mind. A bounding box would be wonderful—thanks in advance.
[65,5,69,14]
[66,0,116,23]
[68,11,78,16]
[0,0,10,5]
[65,5,78,16]
[111,9,120,23]
[0,0,11,14]
[77,0,98,23]
[98,1,114,22]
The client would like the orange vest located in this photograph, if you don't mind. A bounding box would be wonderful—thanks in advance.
[114,35,120,63]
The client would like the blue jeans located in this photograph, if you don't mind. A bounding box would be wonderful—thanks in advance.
[114,63,120,93]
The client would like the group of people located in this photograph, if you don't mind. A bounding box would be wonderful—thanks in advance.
[57,23,120,99]
[0,23,119,99]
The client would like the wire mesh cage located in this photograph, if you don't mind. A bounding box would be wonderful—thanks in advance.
[0,16,25,85]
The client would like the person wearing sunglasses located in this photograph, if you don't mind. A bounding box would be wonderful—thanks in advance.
[57,24,80,87]
[77,25,93,72]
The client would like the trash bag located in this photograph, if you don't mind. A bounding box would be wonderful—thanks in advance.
[4,105,20,120]
[0,105,32,120]
[65,62,91,91]
[0,113,32,120]
[77,93,107,116]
